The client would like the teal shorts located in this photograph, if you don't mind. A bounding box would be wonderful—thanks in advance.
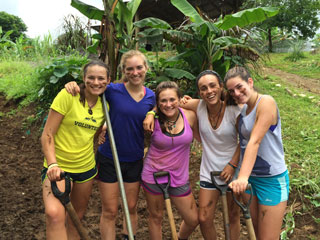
[41,166,97,184]
[246,170,289,206]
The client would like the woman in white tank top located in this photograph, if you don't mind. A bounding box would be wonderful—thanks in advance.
[181,70,241,240]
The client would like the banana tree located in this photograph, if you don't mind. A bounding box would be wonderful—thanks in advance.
[135,0,279,79]
[71,0,141,80]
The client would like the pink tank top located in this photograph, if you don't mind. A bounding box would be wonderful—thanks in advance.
[141,108,193,187]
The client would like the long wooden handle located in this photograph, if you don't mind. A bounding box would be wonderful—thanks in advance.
[65,203,90,240]
[221,195,231,240]
[164,199,178,240]
[245,218,256,240]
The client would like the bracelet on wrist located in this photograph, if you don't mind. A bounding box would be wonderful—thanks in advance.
[228,162,237,169]
[48,163,58,170]
[146,110,156,117]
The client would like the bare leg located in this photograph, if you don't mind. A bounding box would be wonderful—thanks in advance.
[122,181,140,236]
[171,193,199,239]
[226,192,240,240]
[144,190,165,240]
[42,178,68,240]
[198,188,220,240]
[67,179,94,240]
[99,181,119,240]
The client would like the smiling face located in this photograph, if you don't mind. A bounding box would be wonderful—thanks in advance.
[123,55,147,86]
[198,74,223,106]
[83,65,109,96]
[225,76,253,104]
[158,88,180,119]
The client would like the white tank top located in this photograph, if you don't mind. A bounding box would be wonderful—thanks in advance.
[197,100,241,185]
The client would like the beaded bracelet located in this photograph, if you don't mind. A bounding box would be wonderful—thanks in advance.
[228,162,237,169]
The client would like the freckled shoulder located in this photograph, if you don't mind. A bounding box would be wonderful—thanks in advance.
[181,108,197,126]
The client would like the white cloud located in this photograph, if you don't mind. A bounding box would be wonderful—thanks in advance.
[1,0,103,38]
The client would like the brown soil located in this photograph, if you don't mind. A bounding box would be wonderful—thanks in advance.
[0,67,319,239]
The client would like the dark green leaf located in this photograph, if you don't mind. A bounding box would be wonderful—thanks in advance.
[71,0,104,20]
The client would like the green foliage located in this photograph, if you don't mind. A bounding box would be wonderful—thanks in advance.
[285,40,306,62]
[37,54,88,109]
[264,52,320,79]
[0,61,40,105]
[243,0,320,44]
[135,1,276,92]
[0,11,27,42]
[56,14,90,52]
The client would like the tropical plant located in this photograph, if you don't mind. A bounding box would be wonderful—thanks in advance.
[37,54,88,109]
[285,40,306,62]
[71,0,142,80]
[135,0,279,84]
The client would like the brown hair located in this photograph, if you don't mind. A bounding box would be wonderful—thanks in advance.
[155,81,182,134]
[119,50,149,82]
[224,66,251,84]
[196,70,237,106]
[79,60,110,106]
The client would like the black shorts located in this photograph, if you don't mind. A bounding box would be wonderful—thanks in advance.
[96,151,143,183]
[41,166,97,183]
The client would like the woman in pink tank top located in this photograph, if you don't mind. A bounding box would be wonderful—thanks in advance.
[141,81,200,240]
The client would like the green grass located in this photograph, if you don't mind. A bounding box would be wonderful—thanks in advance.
[0,61,42,105]
[255,74,320,205]
[264,52,320,80]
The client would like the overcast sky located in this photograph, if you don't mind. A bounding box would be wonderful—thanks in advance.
[1,0,103,38]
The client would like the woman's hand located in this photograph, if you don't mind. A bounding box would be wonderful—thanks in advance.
[47,165,63,182]
[98,128,106,145]
[228,177,248,194]
[180,95,192,105]
[143,114,155,132]
[65,81,80,96]
[220,164,235,183]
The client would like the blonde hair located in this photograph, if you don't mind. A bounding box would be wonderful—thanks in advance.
[119,50,149,82]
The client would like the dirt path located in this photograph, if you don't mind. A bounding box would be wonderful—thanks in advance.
[262,67,320,94]
[0,67,319,239]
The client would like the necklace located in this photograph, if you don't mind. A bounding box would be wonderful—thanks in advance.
[208,101,223,129]
[87,101,97,115]
[165,111,180,131]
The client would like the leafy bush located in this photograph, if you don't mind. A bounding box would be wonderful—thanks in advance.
[37,54,89,110]
[285,40,306,62]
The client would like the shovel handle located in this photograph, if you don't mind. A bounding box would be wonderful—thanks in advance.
[153,171,170,199]
[51,172,71,205]
[210,171,229,194]
[65,202,90,240]
[164,199,178,240]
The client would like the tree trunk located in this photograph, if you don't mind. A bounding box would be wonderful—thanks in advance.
[268,28,273,53]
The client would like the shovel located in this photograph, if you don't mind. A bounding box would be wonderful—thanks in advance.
[232,184,256,240]
[51,172,90,240]
[210,171,231,240]
[153,171,178,240]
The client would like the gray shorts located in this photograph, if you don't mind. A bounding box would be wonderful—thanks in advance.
[141,181,191,197]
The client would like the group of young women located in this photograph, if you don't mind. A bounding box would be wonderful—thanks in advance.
[41,50,289,240]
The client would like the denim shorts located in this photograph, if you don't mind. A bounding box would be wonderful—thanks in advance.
[246,170,289,206]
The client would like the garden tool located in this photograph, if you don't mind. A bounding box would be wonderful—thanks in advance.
[210,171,231,240]
[232,184,256,240]
[51,172,90,240]
[153,171,178,240]
[102,94,134,240]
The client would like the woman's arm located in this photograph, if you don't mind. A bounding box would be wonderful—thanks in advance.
[40,109,64,181]
[229,96,278,193]
[180,96,200,113]
[64,81,80,96]
[182,108,201,143]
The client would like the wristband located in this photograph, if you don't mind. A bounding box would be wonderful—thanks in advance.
[146,110,156,116]
[48,163,58,170]
[228,162,237,169]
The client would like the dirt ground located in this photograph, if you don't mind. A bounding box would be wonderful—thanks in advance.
[0,67,319,239]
